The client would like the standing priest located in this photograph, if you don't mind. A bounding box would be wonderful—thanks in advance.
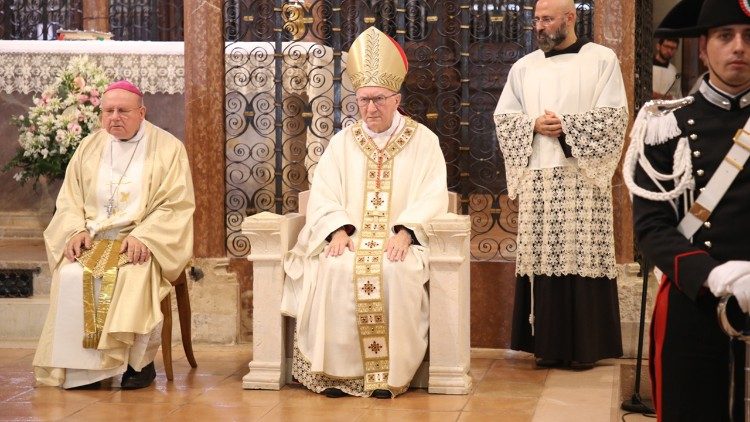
[283,26,449,398]
[33,80,195,390]
[494,0,627,369]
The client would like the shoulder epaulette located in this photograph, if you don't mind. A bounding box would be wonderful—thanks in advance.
[630,97,694,146]
[623,97,696,209]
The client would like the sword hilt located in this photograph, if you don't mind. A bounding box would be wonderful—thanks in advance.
[718,295,750,340]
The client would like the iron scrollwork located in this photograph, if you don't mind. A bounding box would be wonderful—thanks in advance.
[0,0,82,40]
[109,0,184,41]
[223,0,594,261]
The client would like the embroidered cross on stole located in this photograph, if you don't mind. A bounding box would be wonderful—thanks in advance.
[76,240,129,349]
[352,117,417,392]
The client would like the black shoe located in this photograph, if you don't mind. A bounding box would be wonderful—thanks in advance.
[323,388,346,398]
[371,389,392,399]
[569,361,595,371]
[68,381,101,390]
[121,365,137,384]
[121,362,156,390]
[535,358,565,368]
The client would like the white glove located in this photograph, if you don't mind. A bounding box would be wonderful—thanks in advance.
[729,275,750,313]
[706,261,750,298]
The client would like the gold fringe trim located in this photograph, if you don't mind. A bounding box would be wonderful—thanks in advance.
[78,239,129,349]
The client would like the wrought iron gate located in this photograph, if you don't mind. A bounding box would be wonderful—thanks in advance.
[109,0,184,41]
[0,0,82,40]
[223,0,594,260]
[0,0,184,41]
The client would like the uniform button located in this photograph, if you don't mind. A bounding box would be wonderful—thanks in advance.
[693,150,702,157]
[700,187,706,192]
[690,134,698,140]
[703,221,712,229]
[687,119,695,125]
[704,241,712,248]
[697,169,705,176]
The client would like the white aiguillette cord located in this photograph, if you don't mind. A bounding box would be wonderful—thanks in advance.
[105,133,143,218]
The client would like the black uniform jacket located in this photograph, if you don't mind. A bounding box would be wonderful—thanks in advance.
[633,81,750,301]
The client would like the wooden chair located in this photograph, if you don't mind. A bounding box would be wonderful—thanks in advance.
[160,270,197,380]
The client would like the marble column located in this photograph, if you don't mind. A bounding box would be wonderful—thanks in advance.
[82,0,108,32]
[594,0,636,264]
[594,1,659,359]
[184,0,226,258]
[181,1,240,344]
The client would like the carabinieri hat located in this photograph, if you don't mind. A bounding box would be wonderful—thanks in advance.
[655,0,750,38]
[654,0,703,38]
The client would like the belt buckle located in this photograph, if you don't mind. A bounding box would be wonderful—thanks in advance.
[688,201,711,222]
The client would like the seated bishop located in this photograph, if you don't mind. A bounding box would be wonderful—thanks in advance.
[33,80,195,390]
[283,27,449,399]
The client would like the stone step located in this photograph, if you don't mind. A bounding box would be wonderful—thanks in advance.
[0,211,50,234]
[0,294,185,346]
[0,264,50,297]
[0,229,44,239]
[0,295,49,343]
[0,237,50,296]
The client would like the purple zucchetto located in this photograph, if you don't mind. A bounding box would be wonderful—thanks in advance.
[104,80,143,97]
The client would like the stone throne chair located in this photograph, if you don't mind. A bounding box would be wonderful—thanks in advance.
[241,191,472,394]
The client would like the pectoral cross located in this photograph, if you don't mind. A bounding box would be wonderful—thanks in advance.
[105,198,117,217]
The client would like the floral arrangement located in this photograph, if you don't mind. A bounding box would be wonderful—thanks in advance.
[4,56,111,185]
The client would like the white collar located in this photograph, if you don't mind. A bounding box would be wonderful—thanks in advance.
[362,112,403,139]
[110,121,146,144]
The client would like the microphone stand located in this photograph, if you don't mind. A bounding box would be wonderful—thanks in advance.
[621,256,655,414]
[666,73,681,96]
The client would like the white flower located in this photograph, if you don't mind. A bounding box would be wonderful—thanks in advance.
[67,123,82,135]
[8,55,110,184]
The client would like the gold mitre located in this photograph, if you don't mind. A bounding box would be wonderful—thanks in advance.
[347,27,408,92]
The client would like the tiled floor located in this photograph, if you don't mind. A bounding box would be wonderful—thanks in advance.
[0,345,653,422]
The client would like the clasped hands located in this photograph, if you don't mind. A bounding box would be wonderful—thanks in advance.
[324,227,412,262]
[64,232,151,265]
[707,261,750,312]
[534,110,563,137]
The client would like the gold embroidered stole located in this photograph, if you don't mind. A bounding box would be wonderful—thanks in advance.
[76,240,129,349]
[352,117,418,391]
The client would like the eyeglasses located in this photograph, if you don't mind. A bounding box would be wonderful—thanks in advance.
[356,92,399,108]
[532,16,558,27]
[102,107,141,117]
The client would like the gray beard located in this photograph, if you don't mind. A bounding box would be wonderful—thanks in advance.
[537,26,567,53]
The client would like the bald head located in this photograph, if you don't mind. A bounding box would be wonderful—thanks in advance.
[535,0,575,14]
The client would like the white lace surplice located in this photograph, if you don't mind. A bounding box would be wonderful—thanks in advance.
[494,43,628,279]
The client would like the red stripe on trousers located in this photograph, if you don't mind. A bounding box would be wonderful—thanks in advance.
[650,275,670,421]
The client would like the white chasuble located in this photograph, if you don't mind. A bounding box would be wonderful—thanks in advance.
[494,42,628,279]
[284,113,448,397]
[33,121,195,388]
